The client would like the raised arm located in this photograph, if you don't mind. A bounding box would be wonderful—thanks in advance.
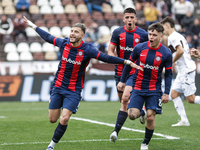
[23,16,62,45]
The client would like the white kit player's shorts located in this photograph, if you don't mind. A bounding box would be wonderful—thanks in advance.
[172,71,196,97]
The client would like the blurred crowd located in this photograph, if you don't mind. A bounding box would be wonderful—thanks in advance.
[1,0,200,62]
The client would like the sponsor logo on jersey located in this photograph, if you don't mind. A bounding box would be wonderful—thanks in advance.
[120,45,133,51]
[62,56,82,65]
[140,62,159,70]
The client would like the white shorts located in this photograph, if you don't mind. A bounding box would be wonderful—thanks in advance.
[172,71,196,97]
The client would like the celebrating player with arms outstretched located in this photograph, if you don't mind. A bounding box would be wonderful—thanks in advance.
[23,16,142,150]
[118,22,173,150]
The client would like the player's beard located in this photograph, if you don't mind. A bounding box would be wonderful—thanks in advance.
[70,36,82,44]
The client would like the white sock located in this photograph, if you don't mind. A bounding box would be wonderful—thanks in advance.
[48,140,56,148]
[194,96,200,104]
[173,96,188,122]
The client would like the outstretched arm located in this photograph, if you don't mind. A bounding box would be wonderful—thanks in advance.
[23,16,37,30]
[23,16,62,45]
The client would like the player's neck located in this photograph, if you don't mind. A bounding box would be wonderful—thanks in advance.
[70,40,82,47]
[169,28,175,36]
[125,25,136,31]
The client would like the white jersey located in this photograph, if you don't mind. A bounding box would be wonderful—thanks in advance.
[168,31,196,74]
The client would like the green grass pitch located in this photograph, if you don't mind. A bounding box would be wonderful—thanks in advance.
[0,100,200,150]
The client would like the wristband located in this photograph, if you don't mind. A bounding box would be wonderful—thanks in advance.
[125,60,131,65]
[27,20,37,29]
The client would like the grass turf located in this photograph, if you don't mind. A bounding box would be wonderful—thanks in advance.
[0,100,199,150]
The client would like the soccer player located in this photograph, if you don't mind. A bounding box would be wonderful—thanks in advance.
[117,22,173,150]
[23,16,142,150]
[108,7,148,142]
[161,16,200,127]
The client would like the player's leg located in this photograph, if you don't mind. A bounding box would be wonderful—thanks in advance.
[127,91,145,120]
[140,94,161,150]
[47,91,81,150]
[141,109,156,150]
[171,89,190,126]
[184,71,200,104]
[110,76,132,143]
[47,109,73,150]
[171,74,190,126]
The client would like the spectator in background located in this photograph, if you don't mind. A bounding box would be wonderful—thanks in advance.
[156,0,169,20]
[171,0,194,26]
[183,11,195,33]
[185,34,195,48]
[15,0,30,13]
[143,1,160,26]
[84,21,99,42]
[189,18,200,48]
[12,13,28,41]
[0,15,14,44]
[85,0,111,14]
[135,1,148,30]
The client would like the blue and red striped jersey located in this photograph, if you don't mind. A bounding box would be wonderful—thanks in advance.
[35,27,125,93]
[121,41,173,95]
[110,26,148,76]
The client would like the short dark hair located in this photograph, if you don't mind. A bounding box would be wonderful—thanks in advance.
[160,16,175,28]
[148,22,164,33]
[124,7,136,15]
[72,23,86,34]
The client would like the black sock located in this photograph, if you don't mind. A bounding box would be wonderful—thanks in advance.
[52,122,67,143]
[114,110,128,135]
[142,127,154,145]
[140,109,145,116]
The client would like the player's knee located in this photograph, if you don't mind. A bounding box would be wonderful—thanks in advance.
[121,98,129,107]
[128,113,137,120]
[60,116,70,125]
[186,97,194,103]
[49,118,57,123]
[170,93,176,100]
[146,114,155,123]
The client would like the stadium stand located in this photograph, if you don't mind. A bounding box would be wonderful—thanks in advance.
[30,42,42,52]
[17,42,30,52]
[29,5,40,14]
[6,51,20,61]
[0,0,200,64]
[19,51,33,61]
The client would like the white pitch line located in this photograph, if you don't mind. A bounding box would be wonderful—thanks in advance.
[71,117,180,140]
[0,117,179,146]
[0,116,6,118]
[1,138,166,146]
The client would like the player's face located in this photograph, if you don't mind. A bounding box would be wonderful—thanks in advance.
[123,13,137,31]
[70,27,84,44]
[148,29,163,48]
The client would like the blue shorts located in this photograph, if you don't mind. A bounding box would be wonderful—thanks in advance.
[49,87,81,114]
[115,75,133,93]
[128,91,162,114]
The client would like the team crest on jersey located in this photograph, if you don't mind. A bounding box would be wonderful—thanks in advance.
[156,56,161,61]
[135,38,139,43]
[78,51,83,56]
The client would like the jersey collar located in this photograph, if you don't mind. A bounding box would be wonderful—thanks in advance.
[124,26,137,33]
[147,41,161,50]
[70,40,84,48]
